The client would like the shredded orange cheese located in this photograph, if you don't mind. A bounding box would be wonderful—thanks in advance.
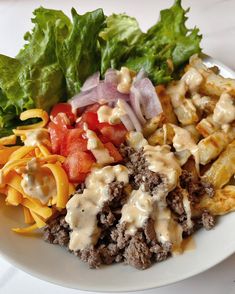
[0,109,75,234]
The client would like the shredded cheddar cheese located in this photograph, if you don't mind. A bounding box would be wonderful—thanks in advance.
[0,109,75,233]
[17,109,49,130]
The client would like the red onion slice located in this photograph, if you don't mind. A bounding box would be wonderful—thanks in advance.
[137,78,163,119]
[130,69,162,123]
[70,79,129,111]
[118,99,142,132]
[81,72,100,92]
[96,81,129,103]
[135,68,147,82]
[120,114,135,131]
[105,69,119,85]
[130,86,146,125]
[69,89,96,110]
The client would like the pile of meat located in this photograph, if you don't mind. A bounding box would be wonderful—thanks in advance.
[43,145,215,270]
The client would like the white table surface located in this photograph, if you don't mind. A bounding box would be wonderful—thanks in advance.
[0,0,235,293]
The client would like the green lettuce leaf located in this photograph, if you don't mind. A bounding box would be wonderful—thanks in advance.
[56,8,105,97]
[99,14,142,75]
[0,7,71,130]
[0,54,34,128]
[125,0,202,83]
[16,7,71,110]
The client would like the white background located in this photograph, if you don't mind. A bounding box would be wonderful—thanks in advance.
[0,0,235,293]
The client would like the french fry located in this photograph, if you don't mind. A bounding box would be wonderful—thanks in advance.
[174,99,199,125]
[198,185,235,215]
[198,131,229,165]
[196,115,220,137]
[202,140,235,188]
[156,85,177,124]
[143,114,165,138]
[148,124,174,146]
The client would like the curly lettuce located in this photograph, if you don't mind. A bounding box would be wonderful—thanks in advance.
[100,0,202,84]
[56,8,105,97]
[99,14,142,75]
[0,0,202,133]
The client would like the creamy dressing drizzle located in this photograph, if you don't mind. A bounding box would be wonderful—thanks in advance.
[144,144,181,194]
[85,125,114,165]
[182,189,193,229]
[171,124,200,174]
[21,158,56,204]
[126,131,148,150]
[213,93,235,125]
[143,144,183,249]
[181,67,203,93]
[24,129,49,147]
[97,103,125,125]
[121,188,153,235]
[117,67,133,94]
[153,206,183,252]
[66,165,129,251]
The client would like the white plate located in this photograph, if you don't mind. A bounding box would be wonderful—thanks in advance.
[0,0,235,292]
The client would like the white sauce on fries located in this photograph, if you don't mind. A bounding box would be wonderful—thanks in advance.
[213,93,235,125]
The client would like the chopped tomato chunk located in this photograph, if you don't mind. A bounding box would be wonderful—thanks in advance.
[99,124,127,146]
[97,134,110,144]
[48,113,71,154]
[77,111,100,131]
[50,103,76,123]
[104,142,123,162]
[48,121,62,154]
[63,151,95,183]
[61,128,87,156]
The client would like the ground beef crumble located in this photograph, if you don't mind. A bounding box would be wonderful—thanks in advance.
[43,144,216,270]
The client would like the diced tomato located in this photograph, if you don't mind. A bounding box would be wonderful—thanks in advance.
[84,103,100,113]
[77,111,100,131]
[50,103,76,123]
[99,124,127,146]
[104,142,123,162]
[53,112,72,129]
[97,134,110,144]
[61,128,87,156]
[48,113,71,154]
[63,151,95,183]
[48,121,62,154]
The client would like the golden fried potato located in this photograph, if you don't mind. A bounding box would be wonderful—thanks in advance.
[148,124,174,146]
[142,114,165,138]
[156,85,177,124]
[202,140,235,188]
[198,185,235,216]
[200,74,235,97]
[196,115,220,137]
[198,131,229,165]
[183,124,201,143]
[174,99,199,125]
[188,54,235,96]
